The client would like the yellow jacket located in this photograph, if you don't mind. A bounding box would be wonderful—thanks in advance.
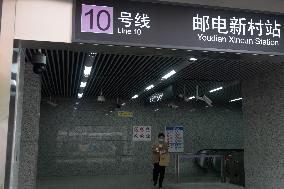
[152,142,170,166]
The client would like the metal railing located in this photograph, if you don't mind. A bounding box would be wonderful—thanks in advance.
[174,153,226,183]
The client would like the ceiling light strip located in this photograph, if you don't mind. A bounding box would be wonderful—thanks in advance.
[127,56,162,97]
[187,96,195,100]
[121,56,158,99]
[209,87,223,93]
[76,53,95,100]
[161,70,176,80]
[230,97,243,102]
[145,84,155,91]
[132,94,139,99]
[84,53,101,96]
[130,57,196,100]
[128,56,177,99]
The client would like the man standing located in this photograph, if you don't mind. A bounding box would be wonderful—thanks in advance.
[152,133,170,189]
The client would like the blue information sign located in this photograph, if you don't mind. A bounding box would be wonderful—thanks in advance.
[165,126,184,153]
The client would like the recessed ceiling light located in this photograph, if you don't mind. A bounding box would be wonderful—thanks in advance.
[190,57,198,61]
[80,82,87,88]
[93,44,99,46]
[209,87,223,93]
[124,46,131,48]
[230,97,243,102]
[140,46,146,49]
[84,66,92,77]
[187,96,195,100]
[269,54,275,57]
[187,49,192,52]
[79,43,84,45]
[145,84,155,91]
[171,49,177,51]
[131,94,139,99]
[156,48,162,50]
[78,93,83,99]
[161,70,176,80]
[184,96,195,102]
[236,52,242,55]
[203,51,208,53]
[252,54,258,56]
[11,80,16,86]
[219,52,225,54]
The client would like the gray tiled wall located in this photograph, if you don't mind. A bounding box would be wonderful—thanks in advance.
[242,66,284,189]
[37,98,244,178]
[18,63,41,189]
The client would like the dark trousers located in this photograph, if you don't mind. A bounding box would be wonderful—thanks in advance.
[153,163,166,188]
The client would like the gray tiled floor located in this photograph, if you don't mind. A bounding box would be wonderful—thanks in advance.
[172,183,244,189]
[37,175,244,189]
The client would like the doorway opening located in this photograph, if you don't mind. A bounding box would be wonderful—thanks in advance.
[16,41,284,189]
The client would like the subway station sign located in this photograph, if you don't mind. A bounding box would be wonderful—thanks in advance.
[73,0,284,54]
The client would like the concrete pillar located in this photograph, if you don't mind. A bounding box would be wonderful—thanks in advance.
[18,63,41,189]
[7,48,27,189]
[0,0,16,189]
[242,66,284,189]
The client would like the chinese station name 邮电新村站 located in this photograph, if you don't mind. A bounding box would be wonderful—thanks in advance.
[193,14,281,46]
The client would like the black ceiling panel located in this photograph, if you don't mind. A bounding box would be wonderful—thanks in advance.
[25,48,283,102]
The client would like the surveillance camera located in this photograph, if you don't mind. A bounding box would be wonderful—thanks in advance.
[32,53,47,74]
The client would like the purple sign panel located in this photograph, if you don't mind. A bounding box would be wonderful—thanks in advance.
[81,4,113,34]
